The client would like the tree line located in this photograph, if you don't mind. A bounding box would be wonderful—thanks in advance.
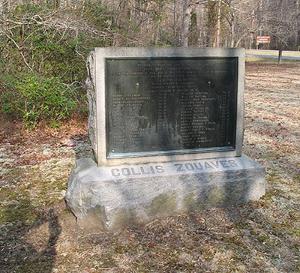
[1,0,299,49]
[0,0,298,127]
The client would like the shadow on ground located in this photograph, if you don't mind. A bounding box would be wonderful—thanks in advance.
[0,195,61,273]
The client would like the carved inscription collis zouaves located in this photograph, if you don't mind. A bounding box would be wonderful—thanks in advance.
[110,158,239,177]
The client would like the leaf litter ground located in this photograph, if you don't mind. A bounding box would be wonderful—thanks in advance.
[0,62,299,273]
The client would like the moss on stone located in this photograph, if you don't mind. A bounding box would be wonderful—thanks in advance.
[111,208,137,230]
[148,193,177,217]
[183,192,206,211]
[207,186,225,207]
[183,192,197,211]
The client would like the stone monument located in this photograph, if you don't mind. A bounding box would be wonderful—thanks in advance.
[65,48,265,231]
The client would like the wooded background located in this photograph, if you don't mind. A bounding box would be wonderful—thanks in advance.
[1,0,299,49]
[0,0,299,127]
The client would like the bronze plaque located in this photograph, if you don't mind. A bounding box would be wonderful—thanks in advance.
[106,57,238,157]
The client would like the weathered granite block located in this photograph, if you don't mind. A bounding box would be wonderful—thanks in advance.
[86,51,97,154]
[85,48,245,166]
[65,155,265,231]
[67,48,265,231]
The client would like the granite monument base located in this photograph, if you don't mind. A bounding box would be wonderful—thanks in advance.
[65,155,265,231]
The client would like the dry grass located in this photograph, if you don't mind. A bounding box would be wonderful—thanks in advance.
[0,62,299,273]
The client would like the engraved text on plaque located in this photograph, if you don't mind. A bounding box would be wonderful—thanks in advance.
[106,57,238,157]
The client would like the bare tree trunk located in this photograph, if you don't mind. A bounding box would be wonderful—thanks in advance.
[250,10,255,49]
[235,32,249,47]
[173,0,177,45]
[181,0,192,47]
[296,0,300,48]
[215,0,221,47]
[230,16,235,47]
[278,49,283,64]
[195,3,205,47]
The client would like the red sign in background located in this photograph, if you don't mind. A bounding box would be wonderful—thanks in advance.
[256,36,271,44]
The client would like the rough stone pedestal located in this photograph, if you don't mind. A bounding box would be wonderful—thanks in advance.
[65,155,265,231]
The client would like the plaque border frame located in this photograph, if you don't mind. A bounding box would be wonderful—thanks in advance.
[94,48,245,166]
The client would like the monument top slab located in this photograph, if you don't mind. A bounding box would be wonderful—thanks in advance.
[87,48,245,166]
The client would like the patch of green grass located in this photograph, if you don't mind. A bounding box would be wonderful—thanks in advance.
[266,169,281,184]
[293,174,300,183]
[246,57,299,63]
[148,193,177,217]
[289,228,300,237]
[246,49,300,57]
[0,164,68,226]
[0,191,38,225]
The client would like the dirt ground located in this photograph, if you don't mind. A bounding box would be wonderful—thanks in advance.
[0,62,299,273]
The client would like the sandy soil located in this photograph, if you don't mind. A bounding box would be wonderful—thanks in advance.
[0,62,299,273]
